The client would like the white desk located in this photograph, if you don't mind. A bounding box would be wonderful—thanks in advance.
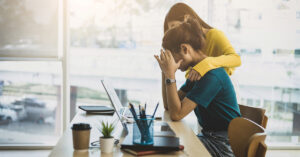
[49,110,211,157]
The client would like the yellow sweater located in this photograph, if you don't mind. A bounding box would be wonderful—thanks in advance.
[186,29,241,78]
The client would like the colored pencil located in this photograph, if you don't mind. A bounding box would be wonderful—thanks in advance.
[152,102,159,118]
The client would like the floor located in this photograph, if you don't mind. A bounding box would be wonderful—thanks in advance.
[0,149,299,157]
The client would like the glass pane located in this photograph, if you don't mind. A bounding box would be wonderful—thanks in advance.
[69,0,300,146]
[215,0,300,146]
[0,61,61,145]
[69,0,190,118]
[0,0,58,58]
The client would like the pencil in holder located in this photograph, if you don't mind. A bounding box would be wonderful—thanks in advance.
[132,115,154,145]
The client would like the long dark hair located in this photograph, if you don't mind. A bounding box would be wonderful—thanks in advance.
[162,16,206,54]
[164,3,213,33]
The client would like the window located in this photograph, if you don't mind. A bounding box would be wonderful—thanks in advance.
[68,0,188,119]
[68,0,300,147]
[0,61,61,145]
[226,0,300,146]
[0,0,63,147]
[2,0,297,148]
[0,0,59,58]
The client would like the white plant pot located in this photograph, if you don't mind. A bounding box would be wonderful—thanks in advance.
[100,137,114,153]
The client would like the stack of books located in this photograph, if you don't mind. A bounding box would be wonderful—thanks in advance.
[122,145,184,156]
[121,135,184,156]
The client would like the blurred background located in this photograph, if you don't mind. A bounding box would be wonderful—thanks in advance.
[0,0,299,147]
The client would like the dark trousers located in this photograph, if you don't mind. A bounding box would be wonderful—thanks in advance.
[197,130,234,157]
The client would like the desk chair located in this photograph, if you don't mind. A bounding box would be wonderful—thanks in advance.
[239,104,268,128]
[228,117,267,157]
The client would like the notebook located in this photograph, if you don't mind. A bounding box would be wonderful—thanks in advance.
[122,145,184,156]
[121,135,180,151]
[79,106,115,115]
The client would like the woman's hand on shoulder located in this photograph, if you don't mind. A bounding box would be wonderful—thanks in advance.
[188,69,201,82]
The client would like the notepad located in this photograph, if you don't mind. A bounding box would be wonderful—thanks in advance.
[79,106,115,115]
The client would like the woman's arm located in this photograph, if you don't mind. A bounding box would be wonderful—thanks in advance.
[162,72,186,110]
[178,90,186,101]
[165,78,197,121]
[186,30,241,78]
[155,49,197,121]
[192,53,241,76]
[162,72,168,110]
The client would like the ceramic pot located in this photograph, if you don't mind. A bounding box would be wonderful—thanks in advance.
[100,136,114,153]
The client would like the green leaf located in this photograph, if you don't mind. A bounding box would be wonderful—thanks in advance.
[99,120,115,138]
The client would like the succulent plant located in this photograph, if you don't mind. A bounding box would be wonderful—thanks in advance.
[99,121,115,138]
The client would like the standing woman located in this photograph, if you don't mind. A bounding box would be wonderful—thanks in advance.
[162,3,241,111]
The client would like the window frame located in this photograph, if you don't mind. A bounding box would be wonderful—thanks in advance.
[0,0,70,149]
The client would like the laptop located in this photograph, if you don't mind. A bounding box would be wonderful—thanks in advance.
[101,80,176,137]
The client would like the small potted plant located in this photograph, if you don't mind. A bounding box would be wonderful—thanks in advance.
[99,121,115,153]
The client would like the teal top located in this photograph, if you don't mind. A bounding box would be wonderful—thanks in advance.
[180,68,241,131]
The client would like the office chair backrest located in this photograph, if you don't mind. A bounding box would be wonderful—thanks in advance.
[228,117,267,157]
[239,104,268,128]
[247,133,267,157]
[261,115,268,128]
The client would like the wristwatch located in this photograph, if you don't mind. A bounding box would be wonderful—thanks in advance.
[165,78,176,85]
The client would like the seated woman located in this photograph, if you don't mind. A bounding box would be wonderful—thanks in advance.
[154,17,241,157]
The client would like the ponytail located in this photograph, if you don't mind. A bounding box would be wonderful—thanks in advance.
[164,2,213,33]
[184,15,206,46]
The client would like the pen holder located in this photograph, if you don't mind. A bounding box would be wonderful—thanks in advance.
[133,115,154,145]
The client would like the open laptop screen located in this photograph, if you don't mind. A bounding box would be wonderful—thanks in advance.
[101,80,128,133]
